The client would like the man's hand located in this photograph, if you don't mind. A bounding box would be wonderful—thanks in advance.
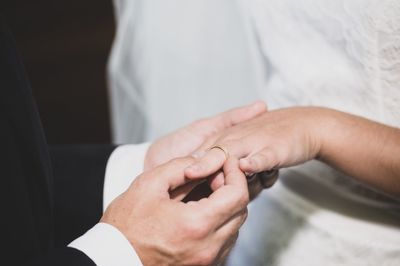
[144,101,267,171]
[101,157,249,266]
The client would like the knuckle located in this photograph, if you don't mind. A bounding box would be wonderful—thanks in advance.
[237,190,250,206]
[243,207,249,220]
[241,208,249,224]
[221,139,236,149]
[170,156,194,168]
[196,248,218,266]
[181,212,209,239]
[254,151,277,170]
[265,151,278,164]
[191,118,208,129]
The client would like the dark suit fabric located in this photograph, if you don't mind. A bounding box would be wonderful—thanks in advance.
[0,18,115,265]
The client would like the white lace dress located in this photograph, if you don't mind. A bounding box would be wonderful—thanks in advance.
[108,0,400,264]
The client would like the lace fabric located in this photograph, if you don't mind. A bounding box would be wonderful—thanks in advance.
[247,0,400,206]
[249,0,400,126]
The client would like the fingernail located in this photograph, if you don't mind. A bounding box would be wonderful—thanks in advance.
[186,164,201,173]
[191,151,206,159]
[248,158,254,165]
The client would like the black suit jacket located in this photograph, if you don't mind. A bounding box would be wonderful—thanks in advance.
[0,18,115,265]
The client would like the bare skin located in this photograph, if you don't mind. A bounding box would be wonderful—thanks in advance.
[101,157,249,266]
[185,107,400,197]
[100,102,268,265]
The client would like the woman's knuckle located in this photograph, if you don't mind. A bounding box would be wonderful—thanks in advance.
[191,118,208,129]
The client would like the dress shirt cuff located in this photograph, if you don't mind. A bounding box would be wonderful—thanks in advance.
[68,223,143,266]
[103,142,151,211]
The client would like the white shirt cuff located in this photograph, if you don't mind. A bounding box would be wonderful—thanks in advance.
[68,143,150,266]
[68,223,143,266]
[103,142,151,211]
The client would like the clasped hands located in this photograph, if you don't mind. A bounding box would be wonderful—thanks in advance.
[102,103,324,265]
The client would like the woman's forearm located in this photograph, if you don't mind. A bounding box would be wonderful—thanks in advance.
[184,106,400,197]
[318,109,400,197]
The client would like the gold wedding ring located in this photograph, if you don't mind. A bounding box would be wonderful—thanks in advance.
[209,145,230,160]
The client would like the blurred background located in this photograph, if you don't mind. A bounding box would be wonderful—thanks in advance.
[2,0,115,144]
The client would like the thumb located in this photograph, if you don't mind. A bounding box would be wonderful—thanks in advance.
[223,157,248,189]
[150,156,200,195]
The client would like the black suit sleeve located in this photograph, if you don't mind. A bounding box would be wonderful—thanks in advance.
[30,247,96,266]
[0,15,117,265]
[50,144,117,247]
[26,145,117,266]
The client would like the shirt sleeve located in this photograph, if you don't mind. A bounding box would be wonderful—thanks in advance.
[68,143,150,266]
[103,142,151,211]
[68,223,143,266]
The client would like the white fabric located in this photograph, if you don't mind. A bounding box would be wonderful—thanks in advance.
[108,0,265,142]
[108,0,400,139]
[245,0,400,207]
[69,143,150,265]
[227,172,400,266]
[103,143,150,210]
[108,0,400,264]
[250,0,400,127]
[69,223,143,266]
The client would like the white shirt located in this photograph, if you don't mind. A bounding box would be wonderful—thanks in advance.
[69,143,150,266]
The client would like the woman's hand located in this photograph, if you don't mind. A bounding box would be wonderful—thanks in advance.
[185,107,328,190]
[144,101,267,171]
[185,106,400,197]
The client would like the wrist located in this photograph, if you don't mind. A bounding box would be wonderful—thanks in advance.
[313,107,344,162]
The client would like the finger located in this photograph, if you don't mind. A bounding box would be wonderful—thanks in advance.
[199,158,250,227]
[191,101,267,157]
[208,171,225,191]
[209,209,244,264]
[215,208,247,240]
[239,148,279,174]
[257,169,280,189]
[191,134,219,157]
[151,156,196,193]
[214,232,239,265]
[185,148,226,179]
[246,173,264,201]
[212,101,267,130]
[186,140,253,179]
[170,179,205,201]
